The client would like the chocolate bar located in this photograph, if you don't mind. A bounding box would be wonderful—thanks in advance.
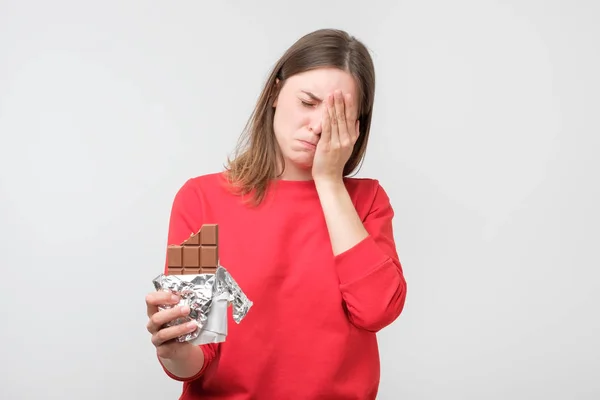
[167,224,219,275]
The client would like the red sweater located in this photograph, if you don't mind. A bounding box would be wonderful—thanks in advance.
[159,172,407,400]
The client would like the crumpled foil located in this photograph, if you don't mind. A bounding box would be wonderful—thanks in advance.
[152,266,252,345]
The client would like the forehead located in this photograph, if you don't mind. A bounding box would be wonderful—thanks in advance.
[284,67,358,99]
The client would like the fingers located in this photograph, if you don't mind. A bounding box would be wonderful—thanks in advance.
[146,290,180,318]
[321,95,331,144]
[345,93,359,143]
[147,304,191,334]
[145,290,198,351]
[333,90,349,146]
[344,91,358,122]
[151,319,198,347]
[326,93,340,147]
[321,90,359,149]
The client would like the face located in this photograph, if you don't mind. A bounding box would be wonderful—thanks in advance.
[272,67,359,180]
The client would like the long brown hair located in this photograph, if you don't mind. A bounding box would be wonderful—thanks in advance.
[224,28,376,205]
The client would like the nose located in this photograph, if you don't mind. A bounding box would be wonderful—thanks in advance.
[310,115,322,135]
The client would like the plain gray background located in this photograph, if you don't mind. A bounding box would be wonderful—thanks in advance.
[1,0,599,399]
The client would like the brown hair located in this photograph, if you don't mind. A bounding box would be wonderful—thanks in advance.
[224,28,376,205]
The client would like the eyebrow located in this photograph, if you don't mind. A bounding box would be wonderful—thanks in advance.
[300,90,323,102]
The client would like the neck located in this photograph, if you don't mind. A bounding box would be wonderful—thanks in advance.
[276,162,313,181]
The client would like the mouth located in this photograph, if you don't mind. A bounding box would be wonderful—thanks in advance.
[298,140,317,149]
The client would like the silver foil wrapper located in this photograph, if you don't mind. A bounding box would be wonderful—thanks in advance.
[152,266,252,345]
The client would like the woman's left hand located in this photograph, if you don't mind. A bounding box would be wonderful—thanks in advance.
[311,90,360,183]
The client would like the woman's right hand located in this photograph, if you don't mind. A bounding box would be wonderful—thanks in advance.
[145,290,198,359]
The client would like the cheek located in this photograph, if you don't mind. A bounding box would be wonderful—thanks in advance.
[282,104,303,125]
[275,105,307,135]
[273,108,293,146]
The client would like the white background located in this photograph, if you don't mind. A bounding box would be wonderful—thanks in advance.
[1,0,599,399]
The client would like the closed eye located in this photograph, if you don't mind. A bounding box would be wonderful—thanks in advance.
[300,100,317,108]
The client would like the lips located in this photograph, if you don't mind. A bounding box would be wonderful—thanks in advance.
[298,139,317,149]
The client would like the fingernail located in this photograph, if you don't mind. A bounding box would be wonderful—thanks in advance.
[181,306,190,314]
[171,295,179,303]
[187,321,196,329]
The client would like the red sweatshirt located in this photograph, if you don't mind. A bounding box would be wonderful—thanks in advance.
[159,172,407,400]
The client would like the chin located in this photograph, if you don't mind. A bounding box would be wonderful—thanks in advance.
[288,153,314,170]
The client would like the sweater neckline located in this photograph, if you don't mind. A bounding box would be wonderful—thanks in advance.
[272,178,316,188]
[265,178,321,203]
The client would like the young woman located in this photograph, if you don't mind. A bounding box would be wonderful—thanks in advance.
[145,28,407,399]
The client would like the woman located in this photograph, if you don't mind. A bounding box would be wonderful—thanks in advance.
[145,28,407,399]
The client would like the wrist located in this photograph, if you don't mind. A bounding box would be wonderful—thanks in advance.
[159,344,205,380]
[314,176,345,192]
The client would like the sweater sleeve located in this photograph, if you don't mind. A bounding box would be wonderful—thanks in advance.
[157,178,220,382]
[335,180,407,332]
